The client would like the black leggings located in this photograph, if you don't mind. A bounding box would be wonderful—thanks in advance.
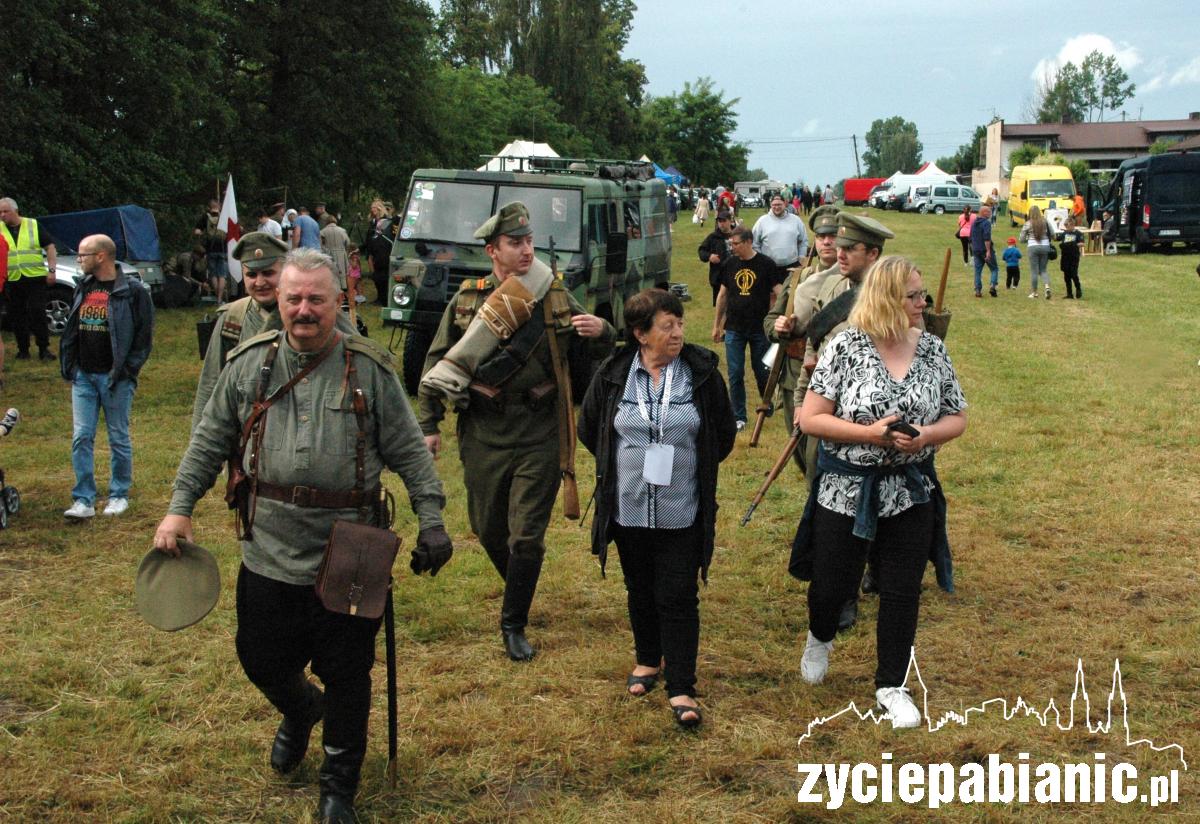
[807,503,933,688]
[959,236,970,263]
[613,522,702,698]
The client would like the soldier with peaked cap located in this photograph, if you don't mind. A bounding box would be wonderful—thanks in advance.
[192,231,357,432]
[418,202,615,662]
[156,248,450,824]
[764,205,842,460]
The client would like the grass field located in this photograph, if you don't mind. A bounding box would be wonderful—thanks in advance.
[1,209,1198,822]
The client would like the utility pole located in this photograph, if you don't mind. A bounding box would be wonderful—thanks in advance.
[852,134,861,176]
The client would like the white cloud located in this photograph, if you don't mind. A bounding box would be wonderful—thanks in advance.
[1030,34,1141,82]
[1142,74,1164,93]
[1169,56,1200,86]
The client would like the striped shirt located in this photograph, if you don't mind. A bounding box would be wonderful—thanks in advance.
[613,352,701,528]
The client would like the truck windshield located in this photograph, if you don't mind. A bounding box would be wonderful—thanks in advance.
[1030,179,1076,199]
[497,187,582,251]
[399,181,495,245]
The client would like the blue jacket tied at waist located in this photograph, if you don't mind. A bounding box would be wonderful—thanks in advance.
[788,443,954,592]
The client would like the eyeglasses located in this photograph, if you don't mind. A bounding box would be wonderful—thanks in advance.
[905,290,928,303]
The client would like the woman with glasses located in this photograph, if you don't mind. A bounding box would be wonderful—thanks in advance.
[793,256,967,728]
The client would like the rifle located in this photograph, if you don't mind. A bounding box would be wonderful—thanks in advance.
[924,247,953,341]
[741,426,802,526]
[544,237,581,519]
[750,252,814,446]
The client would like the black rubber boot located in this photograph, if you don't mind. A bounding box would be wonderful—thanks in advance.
[266,679,324,774]
[500,554,542,661]
[317,743,365,823]
[836,597,858,633]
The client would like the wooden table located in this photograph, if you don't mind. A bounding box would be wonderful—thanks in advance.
[1080,228,1105,256]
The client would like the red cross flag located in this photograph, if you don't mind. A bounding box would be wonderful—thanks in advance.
[217,175,242,282]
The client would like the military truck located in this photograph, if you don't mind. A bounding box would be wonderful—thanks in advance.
[383,158,672,394]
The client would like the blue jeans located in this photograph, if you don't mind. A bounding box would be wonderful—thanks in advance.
[71,372,135,505]
[973,252,998,292]
[724,328,770,422]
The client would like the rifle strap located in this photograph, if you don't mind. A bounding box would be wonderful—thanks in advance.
[542,297,576,490]
[236,332,343,538]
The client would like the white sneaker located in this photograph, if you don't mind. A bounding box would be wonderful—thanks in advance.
[1028,292,1037,299]
[800,631,833,684]
[735,420,746,432]
[64,501,95,520]
[103,497,129,516]
[875,686,921,729]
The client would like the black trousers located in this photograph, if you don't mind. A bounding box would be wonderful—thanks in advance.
[1006,265,1021,289]
[235,565,381,751]
[958,236,970,263]
[613,522,702,698]
[807,503,932,688]
[1062,258,1081,297]
[6,276,50,353]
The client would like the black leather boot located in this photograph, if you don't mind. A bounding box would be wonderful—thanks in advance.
[317,743,365,823]
[266,679,324,774]
[836,597,858,633]
[500,554,542,661]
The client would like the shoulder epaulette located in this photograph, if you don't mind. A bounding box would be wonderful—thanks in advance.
[345,335,396,372]
[219,297,253,340]
[226,329,280,361]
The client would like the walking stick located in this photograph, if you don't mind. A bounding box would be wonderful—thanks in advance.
[934,247,951,313]
[741,426,802,526]
[384,584,397,788]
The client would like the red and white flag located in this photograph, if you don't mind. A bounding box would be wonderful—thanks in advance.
[217,174,242,282]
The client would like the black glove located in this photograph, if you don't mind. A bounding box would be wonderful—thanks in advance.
[411,525,453,576]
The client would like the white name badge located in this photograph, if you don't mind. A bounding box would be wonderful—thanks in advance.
[643,443,674,486]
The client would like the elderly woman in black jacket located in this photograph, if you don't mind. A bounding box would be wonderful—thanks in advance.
[579,288,736,729]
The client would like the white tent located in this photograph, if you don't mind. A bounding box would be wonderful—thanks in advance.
[477,140,560,172]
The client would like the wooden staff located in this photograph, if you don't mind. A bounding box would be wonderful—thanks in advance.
[934,247,951,314]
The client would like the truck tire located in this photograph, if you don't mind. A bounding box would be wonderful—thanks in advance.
[402,327,433,396]
[933,205,945,215]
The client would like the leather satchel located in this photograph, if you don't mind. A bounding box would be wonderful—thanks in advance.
[315,520,401,619]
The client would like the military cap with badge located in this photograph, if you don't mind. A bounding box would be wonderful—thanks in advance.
[808,204,841,236]
[834,212,895,248]
[232,231,289,270]
[474,202,533,243]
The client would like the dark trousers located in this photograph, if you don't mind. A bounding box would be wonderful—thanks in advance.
[613,522,702,698]
[235,564,381,751]
[1062,260,1081,297]
[6,276,50,353]
[807,503,932,688]
[1006,265,1020,289]
[958,236,970,263]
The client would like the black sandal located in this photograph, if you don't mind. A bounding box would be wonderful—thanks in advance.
[671,701,702,729]
[626,672,659,696]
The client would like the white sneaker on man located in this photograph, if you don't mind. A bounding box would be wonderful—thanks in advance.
[875,686,921,728]
[735,420,746,432]
[103,497,129,516]
[64,501,96,520]
[800,631,833,684]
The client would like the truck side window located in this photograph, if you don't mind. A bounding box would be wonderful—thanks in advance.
[624,201,641,239]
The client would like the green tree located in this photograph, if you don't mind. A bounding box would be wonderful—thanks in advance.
[1033,51,1135,124]
[861,117,923,176]
[1148,139,1175,155]
[641,78,748,186]
[1079,51,1136,122]
[1036,63,1087,123]
[935,124,988,175]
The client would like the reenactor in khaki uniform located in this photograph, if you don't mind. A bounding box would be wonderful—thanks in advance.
[763,205,841,464]
[155,249,449,824]
[191,232,356,432]
[418,202,615,662]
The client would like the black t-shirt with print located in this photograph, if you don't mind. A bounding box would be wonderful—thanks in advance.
[719,252,779,333]
[78,280,115,374]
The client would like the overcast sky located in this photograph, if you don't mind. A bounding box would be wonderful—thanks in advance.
[624,0,1200,186]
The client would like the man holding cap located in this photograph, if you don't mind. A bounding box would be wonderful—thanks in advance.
[698,208,735,305]
[418,202,614,662]
[764,205,841,457]
[192,231,357,432]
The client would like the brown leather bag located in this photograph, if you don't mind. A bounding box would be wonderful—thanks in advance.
[314,520,400,619]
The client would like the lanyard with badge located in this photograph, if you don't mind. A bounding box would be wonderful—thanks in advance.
[637,358,675,486]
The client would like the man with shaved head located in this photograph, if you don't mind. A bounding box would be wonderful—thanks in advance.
[60,234,154,519]
[155,249,449,823]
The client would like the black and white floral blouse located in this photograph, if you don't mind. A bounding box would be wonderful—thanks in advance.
[808,327,967,518]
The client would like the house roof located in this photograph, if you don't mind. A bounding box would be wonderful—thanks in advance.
[1002,119,1200,151]
[1168,134,1200,152]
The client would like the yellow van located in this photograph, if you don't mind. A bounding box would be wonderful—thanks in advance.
[1007,165,1076,226]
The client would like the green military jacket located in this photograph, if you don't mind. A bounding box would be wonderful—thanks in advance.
[171,330,446,585]
[417,274,615,449]
[191,297,358,432]
[763,262,839,398]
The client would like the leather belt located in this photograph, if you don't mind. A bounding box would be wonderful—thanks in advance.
[254,480,380,509]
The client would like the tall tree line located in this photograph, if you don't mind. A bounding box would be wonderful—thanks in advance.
[5,0,747,230]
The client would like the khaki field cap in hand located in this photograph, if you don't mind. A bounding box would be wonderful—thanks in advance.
[232,231,289,271]
[808,204,842,235]
[474,202,533,242]
[135,540,221,631]
[834,212,895,249]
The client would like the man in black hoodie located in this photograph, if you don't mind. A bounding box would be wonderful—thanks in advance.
[698,209,734,305]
